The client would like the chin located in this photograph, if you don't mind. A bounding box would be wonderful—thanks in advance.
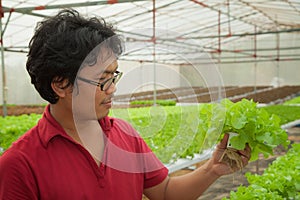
[96,109,110,120]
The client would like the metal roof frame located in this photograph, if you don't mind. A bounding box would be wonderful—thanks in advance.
[1,0,300,116]
[1,0,300,63]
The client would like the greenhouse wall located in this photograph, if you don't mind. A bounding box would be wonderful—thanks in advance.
[218,32,300,87]
[180,32,300,88]
[116,61,182,95]
[0,59,182,105]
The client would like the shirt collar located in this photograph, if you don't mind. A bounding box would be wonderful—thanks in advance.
[38,105,114,147]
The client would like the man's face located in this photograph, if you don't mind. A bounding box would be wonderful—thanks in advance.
[73,54,119,121]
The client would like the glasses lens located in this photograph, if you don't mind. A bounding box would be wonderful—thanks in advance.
[113,74,120,84]
[102,79,113,91]
[102,72,122,91]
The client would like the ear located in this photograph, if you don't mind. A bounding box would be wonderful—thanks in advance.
[51,78,71,98]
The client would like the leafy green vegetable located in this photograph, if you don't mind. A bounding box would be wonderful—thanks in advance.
[223,143,300,200]
[220,99,290,161]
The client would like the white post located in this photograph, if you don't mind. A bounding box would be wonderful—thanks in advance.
[0,14,7,117]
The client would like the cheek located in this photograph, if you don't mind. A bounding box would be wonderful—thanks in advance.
[94,90,105,104]
[73,87,98,116]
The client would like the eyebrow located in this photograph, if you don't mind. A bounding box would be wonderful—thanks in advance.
[100,66,119,74]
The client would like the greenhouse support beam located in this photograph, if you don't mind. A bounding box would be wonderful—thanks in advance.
[121,57,300,65]
[254,26,257,94]
[189,0,268,36]
[119,28,300,60]
[122,27,300,41]
[123,52,300,59]
[178,28,300,40]
[120,28,299,43]
[177,57,300,65]
[276,30,280,87]
[152,0,157,106]
[238,0,279,27]
[116,0,181,25]
[0,7,7,117]
[2,0,147,14]
[217,10,222,102]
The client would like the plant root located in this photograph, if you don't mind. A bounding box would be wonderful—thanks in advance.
[219,147,244,171]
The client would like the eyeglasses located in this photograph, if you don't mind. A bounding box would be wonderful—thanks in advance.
[77,71,123,91]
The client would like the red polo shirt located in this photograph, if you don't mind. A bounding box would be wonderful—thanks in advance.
[0,106,168,200]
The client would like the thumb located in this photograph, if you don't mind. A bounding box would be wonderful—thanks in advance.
[218,133,229,149]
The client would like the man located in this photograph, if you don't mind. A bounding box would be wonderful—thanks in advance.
[0,9,251,200]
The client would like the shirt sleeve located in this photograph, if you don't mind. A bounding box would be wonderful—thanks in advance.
[0,149,38,200]
[143,160,169,189]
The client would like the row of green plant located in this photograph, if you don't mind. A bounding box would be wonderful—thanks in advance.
[130,100,176,106]
[0,104,47,110]
[223,143,300,200]
[1,99,299,164]
[284,96,300,105]
[261,105,300,125]
[0,114,41,154]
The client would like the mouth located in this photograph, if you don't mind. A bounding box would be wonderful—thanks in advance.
[101,98,112,107]
[101,95,114,107]
[102,100,112,104]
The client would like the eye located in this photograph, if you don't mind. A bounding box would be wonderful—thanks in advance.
[98,75,108,81]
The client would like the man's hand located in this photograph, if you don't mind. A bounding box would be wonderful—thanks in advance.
[205,133,251,177]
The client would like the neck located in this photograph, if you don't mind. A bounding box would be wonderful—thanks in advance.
[50,103,77,133]
[49,103,105,162]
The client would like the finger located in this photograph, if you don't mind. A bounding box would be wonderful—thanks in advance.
[218,133,229,149]
[239,152,250,160]
[244,144,251,159]
[241,154,249,166]
[245,143,251,152]
[242,143,250,151]
[238,150,251,160]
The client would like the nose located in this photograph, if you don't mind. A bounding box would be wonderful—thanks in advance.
[105,82,117,95]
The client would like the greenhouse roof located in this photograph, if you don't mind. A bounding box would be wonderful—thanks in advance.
[1,0,300,65]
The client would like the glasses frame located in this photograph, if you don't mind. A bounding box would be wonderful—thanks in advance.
[77,70,123,91]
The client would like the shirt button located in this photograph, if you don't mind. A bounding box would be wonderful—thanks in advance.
[98,176,105,188]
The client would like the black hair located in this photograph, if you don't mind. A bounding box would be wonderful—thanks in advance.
[26,9,123,104]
